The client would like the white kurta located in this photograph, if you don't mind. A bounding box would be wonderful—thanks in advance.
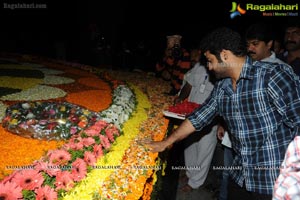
[180,63,218,189]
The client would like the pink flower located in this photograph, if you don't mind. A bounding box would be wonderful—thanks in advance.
[70,126,77,135]
[0,172,17,184]
[94,120,109,129]
[18,122,28,129]
[55,171,74,191]
[34,160,60,177]
[12,170,44,190]
[26,119,37,125]
[64,137,85,150]
[64,141,84,151]
[105,125,119,142]
[69,115,79,123]
[93,144,103,159]
[35,185,57,200]
[100,135,111,149]
[73,141,84,150]
[84,120,108,136]
[0,181,23,200]
[84,129,99,136]
[84,151,97,166]
[49,109,56,115]
[71,158,87,182]
[47,149,71,165]
[62,137,77,150]
[39,119,48,125]
[47,122,58,130]
[82,137,95,147]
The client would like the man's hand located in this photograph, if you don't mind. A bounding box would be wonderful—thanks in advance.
[217,124,225,140]
[174,96,182,105]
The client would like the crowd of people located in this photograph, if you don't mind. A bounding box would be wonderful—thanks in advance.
[149,18,300,200]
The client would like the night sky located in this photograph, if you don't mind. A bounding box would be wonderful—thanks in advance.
[0,0,299,65]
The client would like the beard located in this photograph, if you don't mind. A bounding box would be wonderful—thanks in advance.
[214,71,227,80]
[213,61,230,80]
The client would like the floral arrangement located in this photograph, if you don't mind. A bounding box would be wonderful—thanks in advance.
[0,119,120,199]
[0,54,173,200]
[0,82,136,199]
[0,61,113,180]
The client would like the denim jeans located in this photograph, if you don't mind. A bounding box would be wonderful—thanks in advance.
[218,146,234,200]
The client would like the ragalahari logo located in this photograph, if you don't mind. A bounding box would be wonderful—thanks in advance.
[230,2,246,19]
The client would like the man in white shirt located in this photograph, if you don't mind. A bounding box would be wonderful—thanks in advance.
[174,50,218,192]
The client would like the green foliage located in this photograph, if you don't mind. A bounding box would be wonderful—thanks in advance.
[42,172,56,187]
[22,190,36,200]
[69,149,85,162]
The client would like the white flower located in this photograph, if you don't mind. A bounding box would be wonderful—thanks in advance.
[22,103,31,109]
[25,113,35,119]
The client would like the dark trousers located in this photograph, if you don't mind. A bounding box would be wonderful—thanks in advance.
[228,178,272,200]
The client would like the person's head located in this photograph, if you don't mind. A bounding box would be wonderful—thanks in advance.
[166,35,182,49]
[284,20,300,52]
[245,23,274,61]
[200,27,247,79]
[165,34,183,59]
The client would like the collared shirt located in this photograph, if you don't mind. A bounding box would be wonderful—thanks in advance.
[260,51,286,65]
[273,136,300,199]
[187,56,300,194]
[184,63,214,104]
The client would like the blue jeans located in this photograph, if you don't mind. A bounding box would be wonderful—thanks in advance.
[219,146,234,200]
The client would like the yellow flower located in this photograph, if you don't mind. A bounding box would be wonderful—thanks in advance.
[60,106,66,112]
[10,119,18,125]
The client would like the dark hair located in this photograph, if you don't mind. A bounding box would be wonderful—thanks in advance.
[200,27,247,60]
[245,23,274,43]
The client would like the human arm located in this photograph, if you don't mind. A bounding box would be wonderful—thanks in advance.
[145,119,196,152]
[268,64,300,128]
[174,82,192,105]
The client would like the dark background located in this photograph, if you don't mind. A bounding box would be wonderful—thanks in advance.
[0,0,299,68]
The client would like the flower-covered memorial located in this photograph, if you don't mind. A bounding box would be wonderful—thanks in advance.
[0,54,173,199]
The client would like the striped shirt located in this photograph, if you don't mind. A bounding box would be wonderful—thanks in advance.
[187,56,300,194]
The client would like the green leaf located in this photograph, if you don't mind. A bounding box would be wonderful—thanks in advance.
[42,172,56,187]
[22,190,36,200]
